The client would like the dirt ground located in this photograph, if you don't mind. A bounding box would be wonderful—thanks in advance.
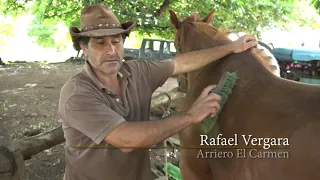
[0,61,180,180]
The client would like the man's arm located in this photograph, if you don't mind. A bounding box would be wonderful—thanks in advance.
[105,85,221,153]
[171,35,258,76]
[105,112,191,153]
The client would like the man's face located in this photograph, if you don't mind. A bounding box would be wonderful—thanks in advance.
[81,35,124,76]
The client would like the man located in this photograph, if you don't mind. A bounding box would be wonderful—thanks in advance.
[58,4,257,180]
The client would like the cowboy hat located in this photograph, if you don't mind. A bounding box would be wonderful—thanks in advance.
[70,4,136,51]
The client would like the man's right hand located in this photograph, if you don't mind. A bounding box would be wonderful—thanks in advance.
[185,85,221,124]
[232,35,258,53]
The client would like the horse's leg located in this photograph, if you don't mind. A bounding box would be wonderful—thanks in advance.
[178,73,213,180]
[179,125,213,180]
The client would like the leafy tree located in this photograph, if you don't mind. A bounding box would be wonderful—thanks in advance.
[28,19,57,48]
[311,0,320,14]
[0,0,316,48]
[0,19,14,50]
[293,0,320,29]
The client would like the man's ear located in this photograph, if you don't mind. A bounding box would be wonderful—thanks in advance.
[122,34,127,43]
[80,43,88,57]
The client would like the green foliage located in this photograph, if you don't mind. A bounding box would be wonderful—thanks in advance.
[0,0,30,17]
[28,19,58,48]
[291,0,320,29]
[0,19,14,36]
[311,0,320,14]
[1,0,316,48]
[186,0,296,38]
[1,99,8,112]
[0,17,15,50]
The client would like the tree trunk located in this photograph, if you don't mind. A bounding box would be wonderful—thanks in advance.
[154,0,173,18]
[6,126,64,161]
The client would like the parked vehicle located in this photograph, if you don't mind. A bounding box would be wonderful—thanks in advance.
[124,38,177,61]
[270,45,320,85]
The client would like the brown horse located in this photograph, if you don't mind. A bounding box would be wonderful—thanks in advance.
[169,9,320,180]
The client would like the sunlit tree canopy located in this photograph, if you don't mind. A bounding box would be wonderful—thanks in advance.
[1,0,319,48]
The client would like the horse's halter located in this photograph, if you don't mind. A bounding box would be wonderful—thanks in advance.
[173,20,197,55]
[173,22,194,92]
[174,37,188,84]
[173,21,227,93]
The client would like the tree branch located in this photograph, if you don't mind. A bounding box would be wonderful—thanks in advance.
[128,1,147,14]
[136,24,170,30]
[154,0,174,18]
[44,9,77,20]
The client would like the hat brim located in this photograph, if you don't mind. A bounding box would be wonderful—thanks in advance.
[70,21,136,50]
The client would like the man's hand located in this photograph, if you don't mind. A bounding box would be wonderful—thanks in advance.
[185,85,221,124]
[231,35,258,53]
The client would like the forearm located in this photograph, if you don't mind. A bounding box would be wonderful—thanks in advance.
[105,112,191,152]
[172,43,233,75]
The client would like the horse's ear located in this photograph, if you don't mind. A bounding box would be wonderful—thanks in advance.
[169,9,181,29]
[202,9,216,24]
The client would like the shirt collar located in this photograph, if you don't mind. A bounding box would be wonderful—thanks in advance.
[82,60,131,91]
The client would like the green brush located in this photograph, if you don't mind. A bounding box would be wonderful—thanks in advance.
[200,71,238,134]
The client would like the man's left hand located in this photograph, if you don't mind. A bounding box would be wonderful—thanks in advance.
[231,35,258,53]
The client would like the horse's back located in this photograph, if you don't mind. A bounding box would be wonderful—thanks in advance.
[180,51,320,180]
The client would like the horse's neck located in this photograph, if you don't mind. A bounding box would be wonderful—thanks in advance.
[187,69,203,87]
[184,30,231,90]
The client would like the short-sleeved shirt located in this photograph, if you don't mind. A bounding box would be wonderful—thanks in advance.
[58,59,174,180]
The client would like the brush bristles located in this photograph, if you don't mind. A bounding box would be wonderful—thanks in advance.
[201,71,238,134]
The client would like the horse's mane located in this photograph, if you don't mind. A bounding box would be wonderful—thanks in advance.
[184,12,202,22]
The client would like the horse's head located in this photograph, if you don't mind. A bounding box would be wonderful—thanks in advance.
[169,9,232,54]
[169,8,281,95]
[169,9,234,93]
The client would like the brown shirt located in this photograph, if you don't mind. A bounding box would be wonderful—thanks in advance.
[58,59,174,180]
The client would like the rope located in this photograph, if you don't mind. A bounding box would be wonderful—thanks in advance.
[164,138,168,180]
[159,92,172,118]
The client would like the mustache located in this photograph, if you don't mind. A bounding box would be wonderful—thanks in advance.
[101,55,121,63]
